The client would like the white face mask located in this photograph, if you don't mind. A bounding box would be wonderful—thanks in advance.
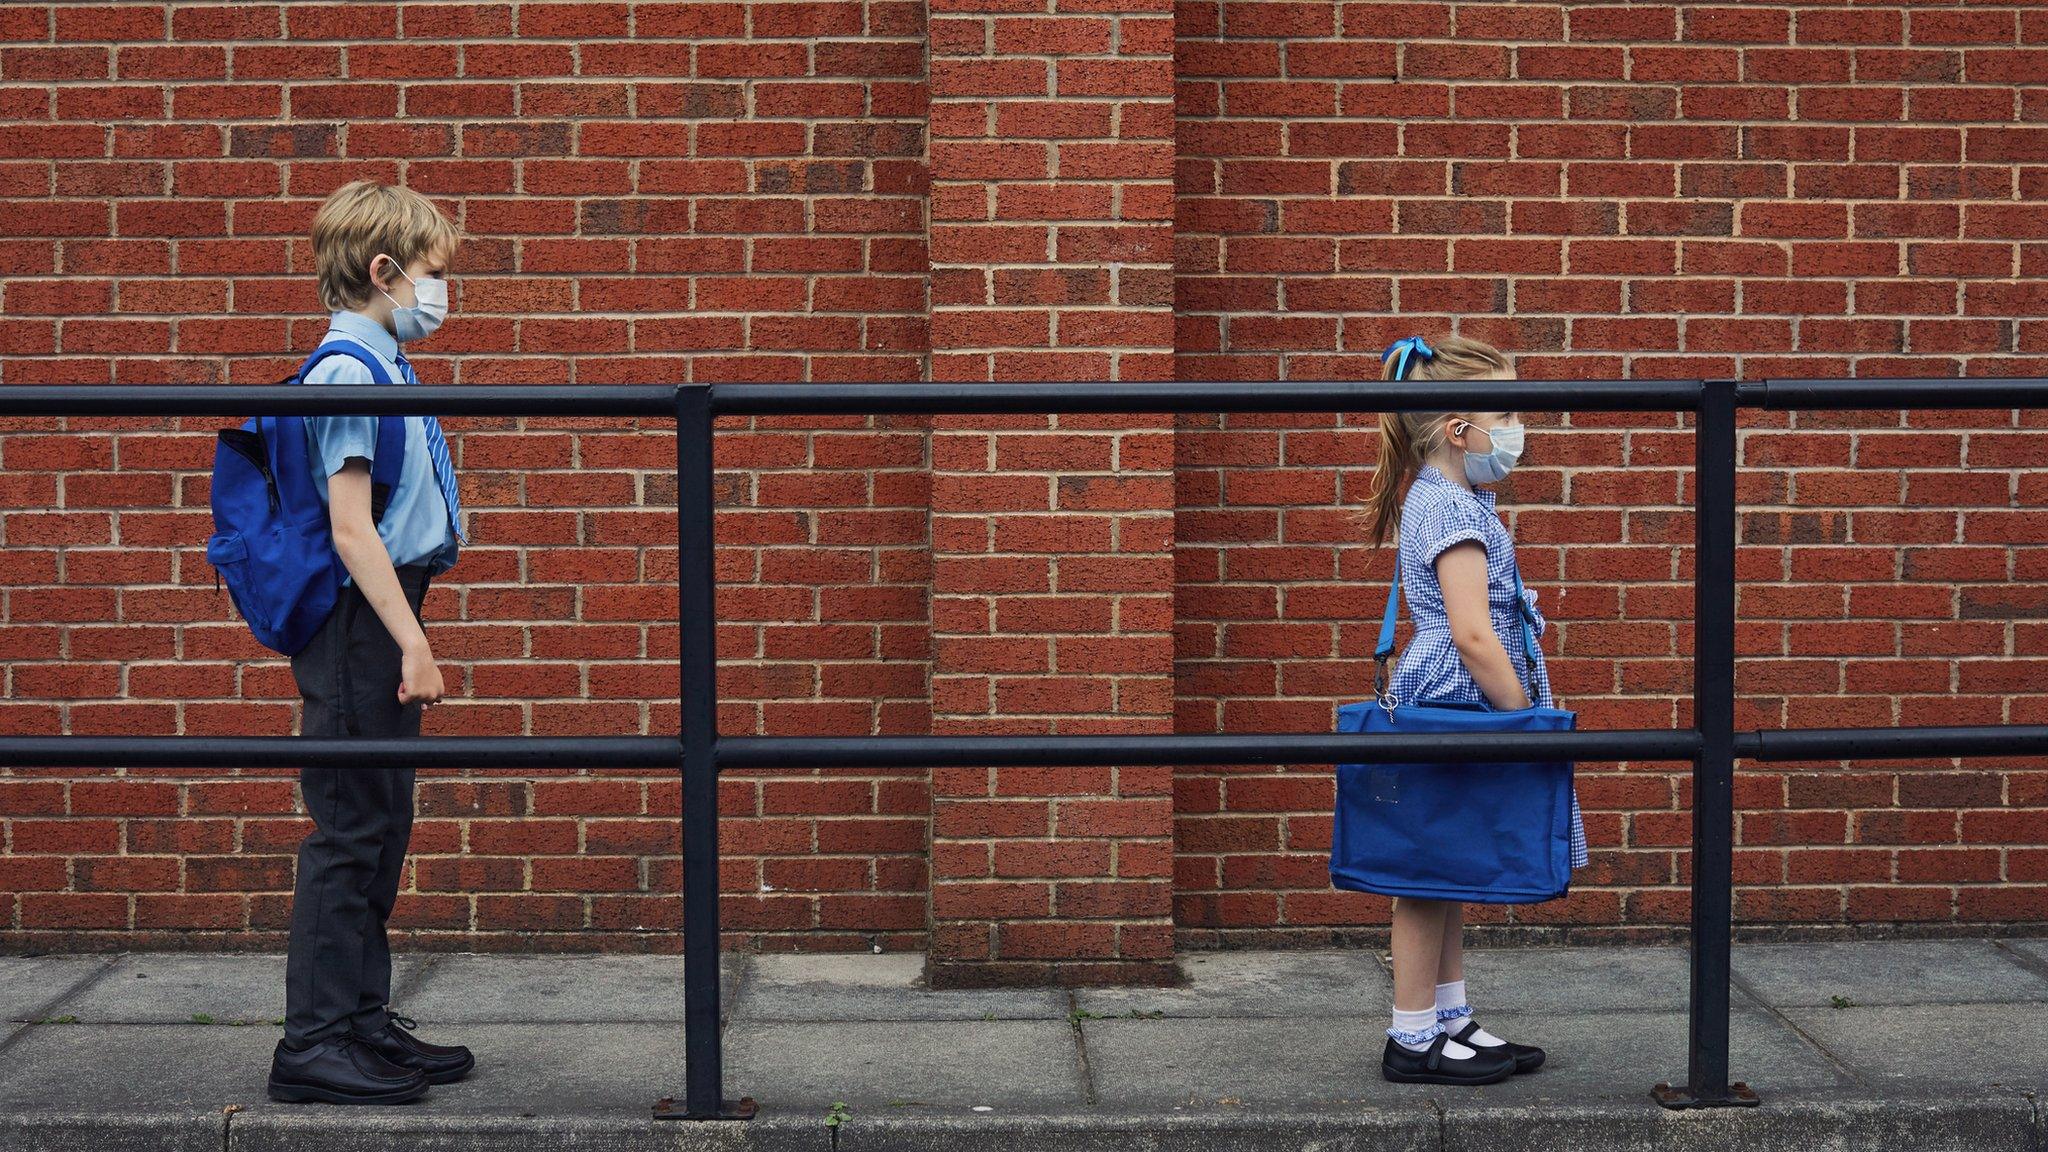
[1453,418,1524,484]
[376,255,448,344]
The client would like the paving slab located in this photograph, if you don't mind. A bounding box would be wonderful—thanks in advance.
[1072,950,1391,1019]
[1437,1007,1850,1101]
[44,953,391,1025]
[1440,1090,2041,1152]
[1784,1002,2048,1091]
[832,1109,1442,1152]
[0,1023,280,1112]
[1450,946,1696,1014]
[0,956,113,1022]
[734,953,1064,1022]
[724,1020,1083,1110]
[16,1113,228,1152]
[1736,939,2048,1008]
[1082,1005,1843,1111]
[1082,1015,1386,1108]
[227,1113,781,1152]
[398,953,738,1023]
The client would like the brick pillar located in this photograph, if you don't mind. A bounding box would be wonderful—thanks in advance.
[924,0,1178,985]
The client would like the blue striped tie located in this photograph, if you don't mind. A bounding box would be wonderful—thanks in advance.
[394,352,466,544]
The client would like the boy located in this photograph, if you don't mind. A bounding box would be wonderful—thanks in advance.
[267,180,473,1105]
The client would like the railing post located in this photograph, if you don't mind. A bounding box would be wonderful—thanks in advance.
[1655,379,1758,1108]
[655,383,756,1122]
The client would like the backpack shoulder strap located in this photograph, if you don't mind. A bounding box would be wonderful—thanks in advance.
[297,339,395,386]
[295,339,406,510]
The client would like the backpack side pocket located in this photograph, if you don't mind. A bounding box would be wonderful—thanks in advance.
[204,532,264,631]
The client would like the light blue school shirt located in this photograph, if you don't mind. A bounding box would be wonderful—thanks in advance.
[299,311,461,583]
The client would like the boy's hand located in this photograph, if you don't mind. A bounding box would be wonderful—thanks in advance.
[399,643,446,706]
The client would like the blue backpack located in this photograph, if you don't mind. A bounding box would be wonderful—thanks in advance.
[207,340,407,656]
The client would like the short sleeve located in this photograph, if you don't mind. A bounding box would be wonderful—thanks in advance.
[1414,498,1494,567]
[300,354,378,477]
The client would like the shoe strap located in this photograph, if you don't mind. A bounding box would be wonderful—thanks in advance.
[1423,1030,1449,1071]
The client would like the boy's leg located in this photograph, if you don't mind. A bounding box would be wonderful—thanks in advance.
[284,580,399,1045]
[341,567,430,1034]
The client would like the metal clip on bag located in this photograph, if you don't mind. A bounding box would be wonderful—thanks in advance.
[1328,551,1576,904]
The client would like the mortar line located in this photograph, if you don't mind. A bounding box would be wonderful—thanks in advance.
[0,953,121,1061]
[1065,989,1099,1107]
[1727,966,1866,1090]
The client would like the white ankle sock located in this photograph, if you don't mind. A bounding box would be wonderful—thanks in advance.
[1435,980,1504,1047]
[1390,1005,1474,1059]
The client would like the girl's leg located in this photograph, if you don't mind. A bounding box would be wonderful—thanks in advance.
[1390,896,1450,1012]
[1437,901,1464,983]
[1432,902,1512,1050]
[1387,896,1487,1064]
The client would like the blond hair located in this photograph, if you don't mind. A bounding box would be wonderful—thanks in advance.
[311,180,461,312]
[1359,335,1514,547]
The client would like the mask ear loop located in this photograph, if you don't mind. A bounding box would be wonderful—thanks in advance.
[373,253,417,297]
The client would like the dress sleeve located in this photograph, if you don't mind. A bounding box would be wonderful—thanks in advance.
[299,354,378,478]
[1414,498,1494,567]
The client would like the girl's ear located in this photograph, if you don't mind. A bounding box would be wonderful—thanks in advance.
[1442,415,1471,451]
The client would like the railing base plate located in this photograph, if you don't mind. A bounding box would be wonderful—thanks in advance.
[1651,1081,1761,1109]
[652,1096,758,1121]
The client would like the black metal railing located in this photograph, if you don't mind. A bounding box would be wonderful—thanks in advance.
[4,377,2048,1118]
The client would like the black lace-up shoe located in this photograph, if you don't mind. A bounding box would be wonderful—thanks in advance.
[354,1013,475,1085]
[267,1033,429,1105]
[1447,1019,1546,1074]
[1380,1031,1516,1086]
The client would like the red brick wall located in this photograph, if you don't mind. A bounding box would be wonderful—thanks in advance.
[0,0,937,952]
[924,0,1180,984]
[3,1,2047,958]
[1170,1,2048,942]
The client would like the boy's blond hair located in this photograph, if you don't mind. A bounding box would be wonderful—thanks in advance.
[311,180,461,313]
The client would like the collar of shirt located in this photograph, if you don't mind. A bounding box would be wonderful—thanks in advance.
[1417,463,1498,510]
[325,310,401,365]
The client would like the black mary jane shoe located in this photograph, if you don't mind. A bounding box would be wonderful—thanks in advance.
[1380,1031,1516,1086]
[267,1033,429,1105]
[1448,1019,1545,1074]
[354,1013,476,1085]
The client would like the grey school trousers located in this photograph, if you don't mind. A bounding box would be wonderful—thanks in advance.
[283,564,431,1044]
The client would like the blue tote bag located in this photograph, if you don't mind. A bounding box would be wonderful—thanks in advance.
[1328,556,1576,904]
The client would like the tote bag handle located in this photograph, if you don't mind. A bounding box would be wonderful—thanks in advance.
[1373,544,1541,712]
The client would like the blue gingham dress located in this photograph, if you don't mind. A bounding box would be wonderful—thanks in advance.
[1385,465,1588,870]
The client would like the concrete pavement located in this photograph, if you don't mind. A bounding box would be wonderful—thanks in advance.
[3,938,2046,1150]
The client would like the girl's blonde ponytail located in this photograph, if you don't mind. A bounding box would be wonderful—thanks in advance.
[1358,334,1512,548]
[1364,411,1413,548]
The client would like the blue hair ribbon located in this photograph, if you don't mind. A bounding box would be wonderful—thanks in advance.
[1382,335,1435,381]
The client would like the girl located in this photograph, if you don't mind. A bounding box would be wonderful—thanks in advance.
[1360,334,1586,1086]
